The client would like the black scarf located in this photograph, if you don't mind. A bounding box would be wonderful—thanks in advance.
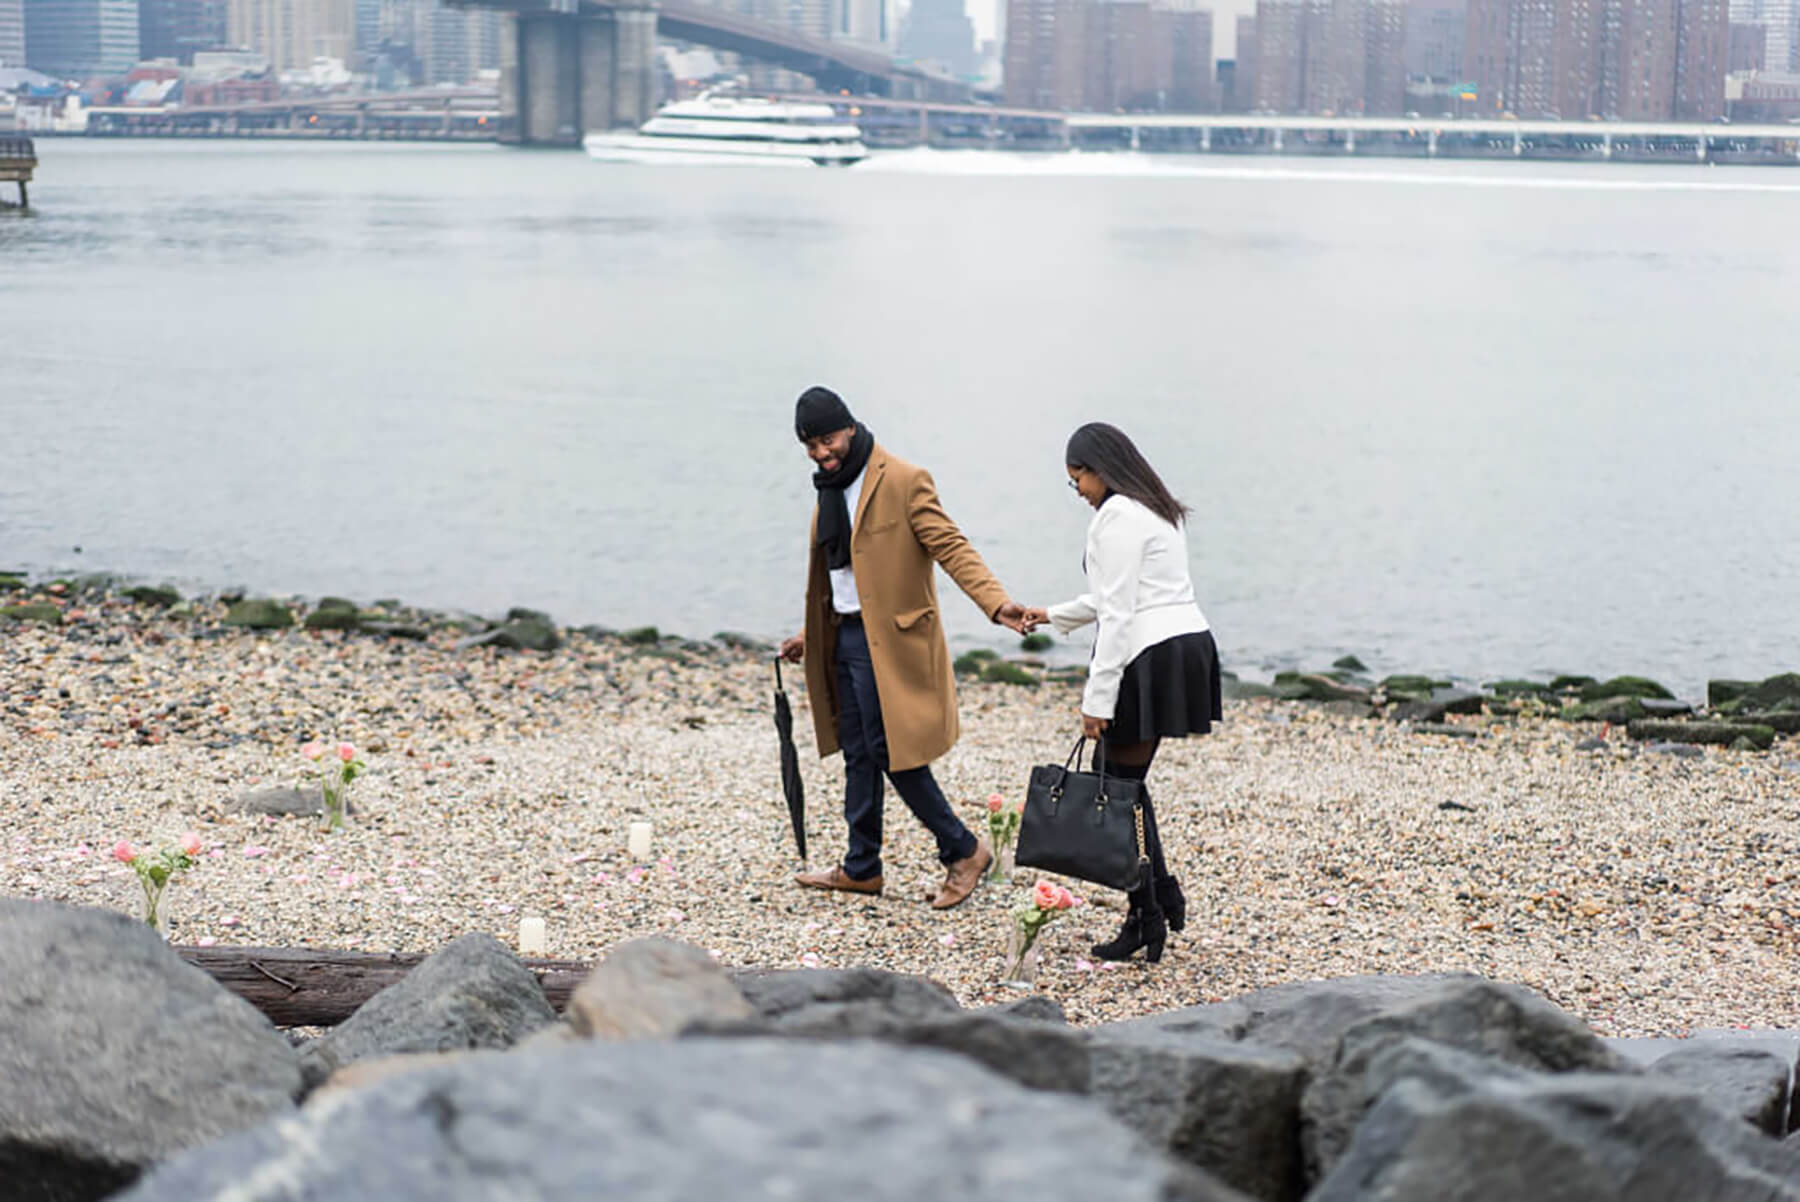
[813,424,874,571]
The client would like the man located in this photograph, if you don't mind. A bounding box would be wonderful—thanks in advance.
[780,386,1026,909]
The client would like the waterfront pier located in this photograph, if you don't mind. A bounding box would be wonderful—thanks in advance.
[0,136,34,208]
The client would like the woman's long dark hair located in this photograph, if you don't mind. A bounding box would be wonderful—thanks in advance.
[1065,422,1191,528]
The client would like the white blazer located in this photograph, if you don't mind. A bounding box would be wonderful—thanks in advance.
[1047,494,1210,721]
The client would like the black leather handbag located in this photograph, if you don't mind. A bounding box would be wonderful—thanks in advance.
[1015,738,1148,892]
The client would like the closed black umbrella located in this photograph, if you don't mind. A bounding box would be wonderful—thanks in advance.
[773,657,807,862]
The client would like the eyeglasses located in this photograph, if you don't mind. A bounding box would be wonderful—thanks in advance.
[1067,478,1081,493]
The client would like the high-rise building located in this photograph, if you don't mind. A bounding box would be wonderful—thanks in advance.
[424,0,494,82]
[836,0,886,45]
[1,0,26,65]
[1250,0,1305,108]
[1404,0,1463,80]
[24,0,140,75]
[1248,0,1402,111]
[1232,11,1257,104]
[227,0,353,73]
[1365,0,1406,107]
[1003,0,1087,107]
[138,0,225,60]
[1608,0,1676,117]
[1728,0,1795,68]
[1466,0,1602,116]
[899,0,974,75]
[1163,6,1214,108]
[1674,0,1727,115]
[1728,18,1765,64]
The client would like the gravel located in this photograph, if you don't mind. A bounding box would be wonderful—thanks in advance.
[4,594,1798,1034]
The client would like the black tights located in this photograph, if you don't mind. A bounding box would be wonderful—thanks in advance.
[1095,737,1172,912]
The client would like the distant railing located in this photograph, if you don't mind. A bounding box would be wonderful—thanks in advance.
[0,136,37,165]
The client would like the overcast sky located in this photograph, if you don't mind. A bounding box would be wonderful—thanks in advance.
[959,0,1258,58]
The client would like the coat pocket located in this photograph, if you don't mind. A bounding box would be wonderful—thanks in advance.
[894,606,935,631]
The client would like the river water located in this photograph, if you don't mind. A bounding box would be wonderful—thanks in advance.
[3,139,1797,695]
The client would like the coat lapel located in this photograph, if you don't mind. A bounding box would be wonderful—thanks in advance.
[853,447,887,534]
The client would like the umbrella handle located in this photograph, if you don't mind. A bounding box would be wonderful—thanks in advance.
[773,655,784,692]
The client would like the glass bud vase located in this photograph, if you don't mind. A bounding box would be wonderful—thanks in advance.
[988,840,1015,884]
[1002,921,1042,989]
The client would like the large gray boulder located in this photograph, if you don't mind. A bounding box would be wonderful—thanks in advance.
[1650,1044,1792,1136]
[118,1039,1253,1202]
[1089,1027,1309,1202]
[567,937,753,1039]
[297,933,555,1090]
[1311,1068,1800,1202]
[1108,973,1481,1072]
[0,901,302,1202]
[731,966,962,1025]
[1301,977,1631,1177]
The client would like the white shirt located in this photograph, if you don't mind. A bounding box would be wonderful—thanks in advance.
[828,468,865,615]
[1046,494,1210,721]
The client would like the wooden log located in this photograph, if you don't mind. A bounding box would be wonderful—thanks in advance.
[174,945,592,1028]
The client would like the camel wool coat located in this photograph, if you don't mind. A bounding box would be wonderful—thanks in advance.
[803,444,1008,773]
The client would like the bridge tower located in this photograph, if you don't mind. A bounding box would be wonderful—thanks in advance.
[498,1,658,146]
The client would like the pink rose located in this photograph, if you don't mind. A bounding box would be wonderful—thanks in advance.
[1015,798,1027,815]
[1033,880,1060,910]
[337,743,355,762]
[301,741,325,761]
[986,794,1004,813]
[112,840,136,864]
[179,832,202,856]
[1054,887,1076,910]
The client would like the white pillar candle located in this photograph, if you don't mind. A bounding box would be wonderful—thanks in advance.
[627,821,654,860]
[518,916,546,957]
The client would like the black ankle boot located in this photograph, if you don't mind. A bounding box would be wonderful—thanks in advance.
[1156,876,1187,933]
[1091,907,1168,963]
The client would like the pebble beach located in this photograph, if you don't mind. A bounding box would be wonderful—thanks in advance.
[4,588,1799,1036]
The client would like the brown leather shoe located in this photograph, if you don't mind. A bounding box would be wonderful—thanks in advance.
[930,838,992,910]
[795,866,884,896]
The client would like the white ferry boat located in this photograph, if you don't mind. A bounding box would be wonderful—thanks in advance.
[583,92,868,167]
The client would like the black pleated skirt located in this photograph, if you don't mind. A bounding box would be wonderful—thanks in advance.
[1108,629,1224,744]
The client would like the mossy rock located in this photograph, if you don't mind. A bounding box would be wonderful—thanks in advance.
[507,607,554,625]
[1222,678,1279,700]
[621,626,661,646]
[714,631,772,653]
[123,585,181,608]
[0,573,26,591]
[1730,736,1760,752]
[1332,655,1370,673]
[1549,675,1598,693]
[223,599,295,629]
[1379,674,1451,699]
[1563,695,1648,723]
[1747,673,1800,710]
[1044,666,1088,684]
[1708,680,1755,708]
[980,661,1039,688]
[304,608,363,631]
[1273,671,1371,703]
[315,596,358,614]
[494,618,562,652]
[2,603,63,625]
[1487,679,1551,696]
[1579,675,1673,702]
[1627,718,1774,750]
[1741,710,1800,735]
[954,649,1000,676]
[1020,633,1053,653]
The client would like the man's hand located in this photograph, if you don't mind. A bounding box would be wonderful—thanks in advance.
[1019,607,1050,633]
[779,634,805,663]
[995,601,1029,634]
[1081,713,1109,739]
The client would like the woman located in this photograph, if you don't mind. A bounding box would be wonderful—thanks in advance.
[1022,422,1221,964]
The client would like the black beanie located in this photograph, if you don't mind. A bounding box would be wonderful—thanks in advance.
[795,386,855,440]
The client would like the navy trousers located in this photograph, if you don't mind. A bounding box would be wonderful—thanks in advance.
[834,616,977,880]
